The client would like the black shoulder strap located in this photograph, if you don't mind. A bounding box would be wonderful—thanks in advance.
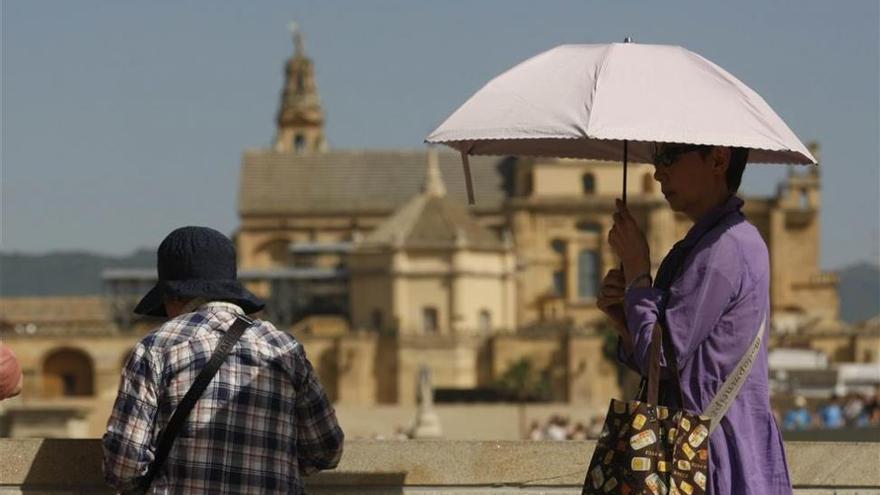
[134,315,253,494]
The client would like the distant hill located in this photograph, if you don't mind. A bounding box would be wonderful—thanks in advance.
[0,249,155,297]
[1,251,878,323]
[837,261,880,324]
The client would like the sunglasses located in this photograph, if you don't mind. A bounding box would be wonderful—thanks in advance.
[652,144,709,168]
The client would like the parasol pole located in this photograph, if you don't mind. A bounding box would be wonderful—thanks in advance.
[622,139,628,205]
[621,36,633,206]
[461,152,475,204]
[460,144,475,205]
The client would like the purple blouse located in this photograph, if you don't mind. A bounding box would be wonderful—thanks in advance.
[619,195,793,495]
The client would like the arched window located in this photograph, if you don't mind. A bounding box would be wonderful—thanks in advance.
[257,238,291,266]
[43,348,94,397]
[577,249,600,300]
[479,309,492,333]
[550,239,566,255]
[800,190,810,210]
[550,239,567,297]
[576,222,603,235]
[582,173,596,194]
[643,173,656,193]
[371,309,384,332]
[294,134,306,151]
[422,306,438,334]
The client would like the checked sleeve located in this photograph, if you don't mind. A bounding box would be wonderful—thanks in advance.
[290,343,344,476]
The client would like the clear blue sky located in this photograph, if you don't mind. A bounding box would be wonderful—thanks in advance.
[2,1,878,269]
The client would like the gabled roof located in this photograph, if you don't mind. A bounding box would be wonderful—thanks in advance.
[362,195,503,250]
[239,149,508,216]
[360,154,504,251]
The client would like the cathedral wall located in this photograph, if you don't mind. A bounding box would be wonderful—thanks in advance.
[396,339,482,404]
[790,278,840,323]
[806,334,856,363]
[566,335,621,409]
[349,262,394,332]
[394,277,451,336]
[854,333,880,363]
[531,161,658,198]
[451,276,508,335]
[491,336,563,381]
[400,253,452,272]
[237,229,294,268]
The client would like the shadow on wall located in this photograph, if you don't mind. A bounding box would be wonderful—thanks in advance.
[16,439,407,493]
[21,439,114,494]
[307,472,407,493]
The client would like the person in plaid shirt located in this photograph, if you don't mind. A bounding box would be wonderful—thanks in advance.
[102,226,344,494]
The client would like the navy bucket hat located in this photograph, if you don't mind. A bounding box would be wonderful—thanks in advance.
[134,226,265,317]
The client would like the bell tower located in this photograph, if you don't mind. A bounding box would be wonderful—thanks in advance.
[274,22,327,153]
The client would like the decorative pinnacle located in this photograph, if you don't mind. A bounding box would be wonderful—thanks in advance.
[423,147,447,197]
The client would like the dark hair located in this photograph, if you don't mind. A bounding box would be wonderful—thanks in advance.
[695,146,748,193]
[726,147,749,193]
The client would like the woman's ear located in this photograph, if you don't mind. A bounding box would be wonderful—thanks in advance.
[712,146,731,177]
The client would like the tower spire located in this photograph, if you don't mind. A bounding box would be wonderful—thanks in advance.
[273,22,326,153]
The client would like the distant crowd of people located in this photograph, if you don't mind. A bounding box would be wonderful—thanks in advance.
[781,392,880,430]
[527,414,604,441]
[523,390,880,442]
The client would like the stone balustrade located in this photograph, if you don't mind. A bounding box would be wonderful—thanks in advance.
[1,439,878,494]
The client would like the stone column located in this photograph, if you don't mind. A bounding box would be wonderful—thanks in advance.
[390,249,408,335]
[450,232,468,335]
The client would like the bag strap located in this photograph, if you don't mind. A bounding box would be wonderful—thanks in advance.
[702,313,765,433]
[647,321,686,408]
[646,324,663,405]
[137,314,253,493]
[642,239,692,408]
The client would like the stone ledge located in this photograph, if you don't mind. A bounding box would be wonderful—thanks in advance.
[0,439,877,492]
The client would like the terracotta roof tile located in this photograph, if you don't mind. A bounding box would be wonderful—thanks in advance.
[239,149,507,215]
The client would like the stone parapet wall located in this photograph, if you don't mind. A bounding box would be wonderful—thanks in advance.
[1,439,878,494]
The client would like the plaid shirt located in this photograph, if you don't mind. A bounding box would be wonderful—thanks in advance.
[102,302,344,494]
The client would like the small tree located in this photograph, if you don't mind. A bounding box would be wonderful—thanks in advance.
[494,357,552,402]
[598,320,642,399]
